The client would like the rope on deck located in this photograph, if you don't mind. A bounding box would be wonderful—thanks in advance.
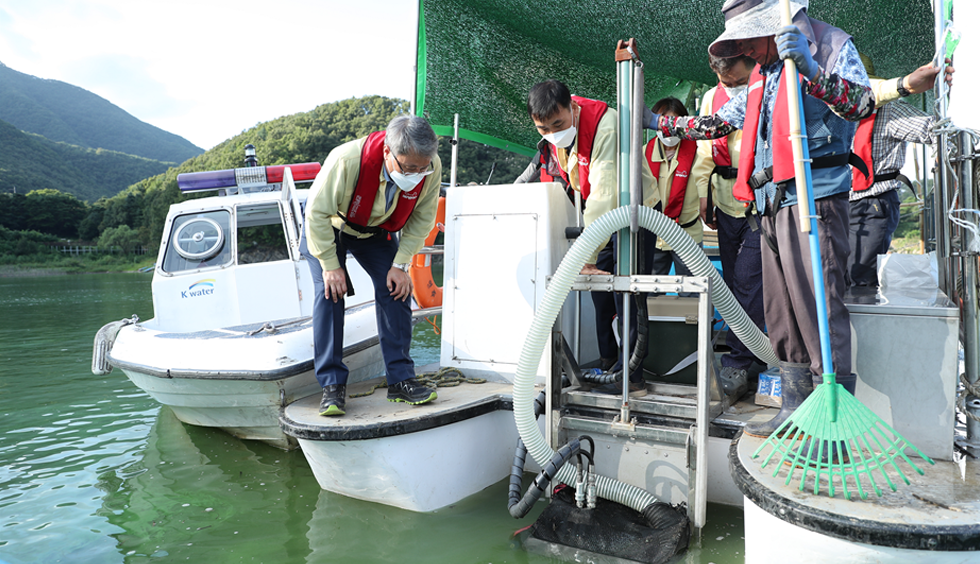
[348,367,486,398]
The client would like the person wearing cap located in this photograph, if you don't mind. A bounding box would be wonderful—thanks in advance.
[518,79,657,396]
[646,0,874,437]
[690,54,766,399]
[644,97,704,280]
[848,56,953,286]
[302,115,442,416]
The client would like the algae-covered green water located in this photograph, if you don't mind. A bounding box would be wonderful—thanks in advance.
[0,273,745,564]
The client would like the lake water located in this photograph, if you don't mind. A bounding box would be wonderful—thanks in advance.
[0,273,745,564]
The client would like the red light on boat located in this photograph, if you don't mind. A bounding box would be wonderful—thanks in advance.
[266,163,322,183]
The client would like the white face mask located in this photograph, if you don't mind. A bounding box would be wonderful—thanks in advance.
[658,131,681,148]
[543,125,577,149]
[723,84,747,99]
[390,168,433,191]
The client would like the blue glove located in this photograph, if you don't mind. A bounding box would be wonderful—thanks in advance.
[775,25,818,80]
[643,106,661,130]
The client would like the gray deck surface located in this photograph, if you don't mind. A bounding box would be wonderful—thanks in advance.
[284,372,520,429]
[736,431,980,526]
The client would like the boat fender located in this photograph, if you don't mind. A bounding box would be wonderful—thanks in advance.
[91,315,138,375]
[410,196,446,309]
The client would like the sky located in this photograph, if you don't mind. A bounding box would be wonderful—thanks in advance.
[0,0,977,153]
[0,0,418,150]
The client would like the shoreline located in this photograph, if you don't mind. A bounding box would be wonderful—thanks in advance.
[0,265,151,278]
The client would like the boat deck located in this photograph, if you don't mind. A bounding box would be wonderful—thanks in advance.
[732,431,980,551]
[280,375,521,441]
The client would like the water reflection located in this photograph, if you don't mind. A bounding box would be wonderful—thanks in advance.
[104,407,316,562]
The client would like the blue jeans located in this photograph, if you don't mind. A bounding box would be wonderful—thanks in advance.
[301,230,414,387]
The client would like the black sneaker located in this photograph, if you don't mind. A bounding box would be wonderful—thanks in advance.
[319,384,346,416]
[387,378,437,405]
[593,378,647,398]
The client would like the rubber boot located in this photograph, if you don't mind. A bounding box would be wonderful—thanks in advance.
[744,362,813,438]
[813,372,856,395]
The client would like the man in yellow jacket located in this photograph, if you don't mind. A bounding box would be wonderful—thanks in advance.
[302,116,441,416]
[519,79,657,396]
[691,55,766,399]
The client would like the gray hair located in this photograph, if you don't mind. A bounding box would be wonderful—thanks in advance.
[386,116,438,159]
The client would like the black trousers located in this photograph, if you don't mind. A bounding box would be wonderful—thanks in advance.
[847,189,901,287]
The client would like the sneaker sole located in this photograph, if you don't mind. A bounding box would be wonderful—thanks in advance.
[319,405,345,416]
[387,391,437,405]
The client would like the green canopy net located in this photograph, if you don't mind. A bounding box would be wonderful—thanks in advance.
[415,0,936,157]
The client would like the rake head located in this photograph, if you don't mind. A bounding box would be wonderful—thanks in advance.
[751,375,935,500]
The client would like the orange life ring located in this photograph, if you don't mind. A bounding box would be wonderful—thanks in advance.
[410,196,445,308]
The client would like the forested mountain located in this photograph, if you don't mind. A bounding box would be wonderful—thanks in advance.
[0,118,174,202]
[1,95,528,250]
[0,63,203,163]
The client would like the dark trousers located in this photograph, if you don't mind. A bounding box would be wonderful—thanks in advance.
[650,248,695,277]
[301,230,414,388]
[592,241,619,361]
[593,231,657,377]
[847,189,901,287]
[760,193,851,377]
[716,210,765,369]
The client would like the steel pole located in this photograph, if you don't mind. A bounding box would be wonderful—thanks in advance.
[933,0,952,295]
[960,132,980,445]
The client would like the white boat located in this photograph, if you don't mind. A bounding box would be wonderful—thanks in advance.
[92,154,384,450]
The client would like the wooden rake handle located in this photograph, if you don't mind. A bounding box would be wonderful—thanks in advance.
[779,0,812,233]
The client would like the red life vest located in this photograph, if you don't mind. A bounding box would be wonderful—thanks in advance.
[539,96,608,201]
[645,138,698,220]
[346,131,424,232]
[851,111,877,191]
[733,65,799,202]
[711,85,733,167]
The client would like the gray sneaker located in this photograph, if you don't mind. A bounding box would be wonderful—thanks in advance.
[719,366,748,399]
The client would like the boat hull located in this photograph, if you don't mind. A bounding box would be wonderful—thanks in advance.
[107,312,383,449]
[281,380,520,512]
[731,432,980,562]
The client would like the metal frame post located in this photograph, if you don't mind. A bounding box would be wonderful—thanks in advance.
[933,0,953,295]
[959,131,980,446]
[614,39,641,425]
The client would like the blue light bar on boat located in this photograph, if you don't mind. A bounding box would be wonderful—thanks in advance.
[177,163,322,192]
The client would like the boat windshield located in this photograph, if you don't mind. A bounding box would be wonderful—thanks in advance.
[236,204,290,264]
[162,210,233,273]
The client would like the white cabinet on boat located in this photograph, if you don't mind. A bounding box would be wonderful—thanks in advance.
[441,182,600,382]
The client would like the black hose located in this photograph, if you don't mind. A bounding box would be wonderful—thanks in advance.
[579,292,649,385]
[508,438,582,518]
[508,377,579,519]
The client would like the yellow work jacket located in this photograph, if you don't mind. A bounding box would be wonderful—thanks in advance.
[551,107,657,262]
[692,86,747,220]
[870,77,901,108]
[304,136,442,272]
[645,138,703,251]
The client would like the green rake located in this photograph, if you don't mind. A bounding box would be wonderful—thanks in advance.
[752,375,934,499]
[750,0,934,499]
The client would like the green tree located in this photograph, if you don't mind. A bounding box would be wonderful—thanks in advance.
[77,198,107,241]
[0,193,28,231]
[22,189,87,238]
[98,225,141,254]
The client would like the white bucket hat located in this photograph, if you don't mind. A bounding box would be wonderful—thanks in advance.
[709,0,808,58]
